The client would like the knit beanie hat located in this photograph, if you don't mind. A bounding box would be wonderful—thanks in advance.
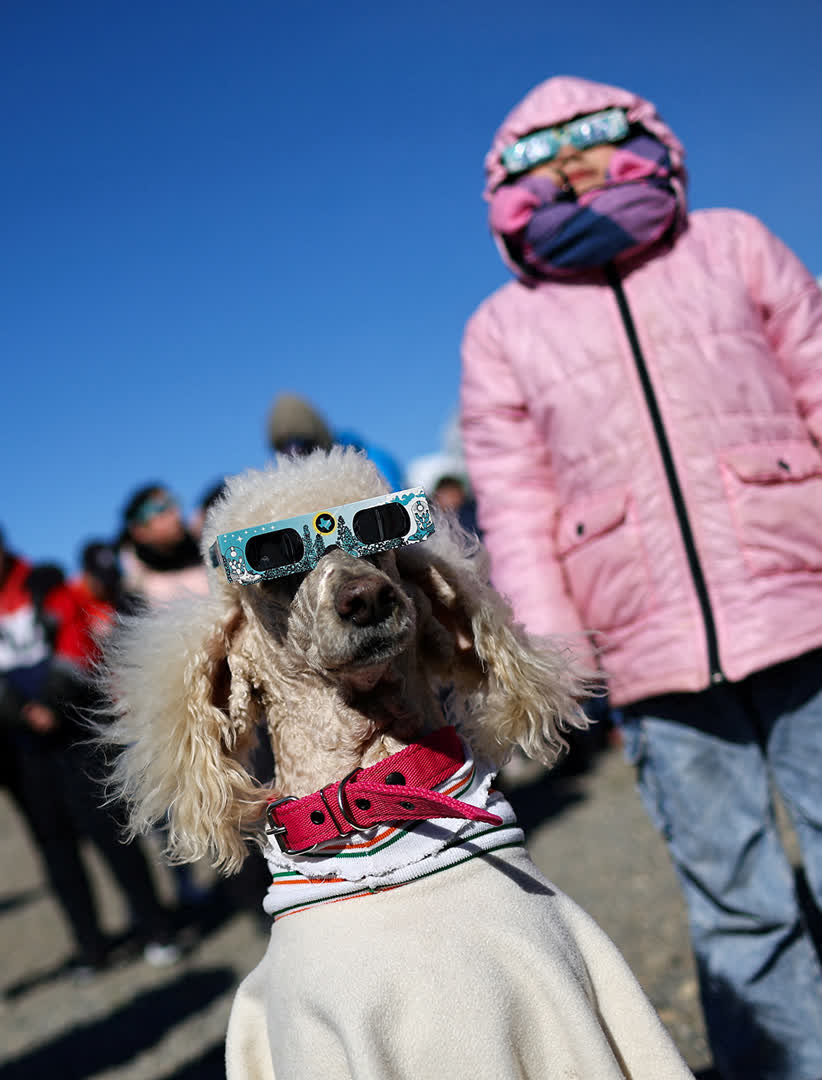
[266,393,334,454]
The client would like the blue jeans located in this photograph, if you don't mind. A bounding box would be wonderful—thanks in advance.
[622,648,822,1080]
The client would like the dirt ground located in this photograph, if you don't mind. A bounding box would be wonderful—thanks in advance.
[0,743,717,1079]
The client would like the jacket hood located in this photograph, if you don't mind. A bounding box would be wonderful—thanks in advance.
[485,76,686,196]
[484,76,687,278]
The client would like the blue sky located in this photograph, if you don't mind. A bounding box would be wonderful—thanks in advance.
[3,0,820,571]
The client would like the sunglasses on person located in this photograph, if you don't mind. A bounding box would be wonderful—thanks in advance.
[208,489,435,584]
[128,494,178,527]
[500,107,630,176]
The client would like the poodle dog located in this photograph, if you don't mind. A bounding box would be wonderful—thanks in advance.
[100,448,693,1080]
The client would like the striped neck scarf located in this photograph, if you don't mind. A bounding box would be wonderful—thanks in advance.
[490,134,685,279]
[262,735,523,922]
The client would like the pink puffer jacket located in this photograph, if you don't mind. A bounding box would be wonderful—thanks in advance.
[461,76,822,706]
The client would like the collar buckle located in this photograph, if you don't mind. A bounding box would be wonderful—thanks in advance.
[266,797,323,856]
[266,771,370,855]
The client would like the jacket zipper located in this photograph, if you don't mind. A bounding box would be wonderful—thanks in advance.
[605,263,724,685]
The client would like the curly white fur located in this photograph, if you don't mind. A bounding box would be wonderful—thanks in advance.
[100,447,593,873]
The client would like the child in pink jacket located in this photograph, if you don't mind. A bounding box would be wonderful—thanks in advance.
[461,75,822,1080]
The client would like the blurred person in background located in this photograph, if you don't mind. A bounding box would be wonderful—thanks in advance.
[118,484,209,607]
[267,391,335,458]
[461,75,822,1080]
[432,473,480,538]
[118,486,209,907]
[69,540,140,624]
[0,530,177,975]
[267,391,405,489]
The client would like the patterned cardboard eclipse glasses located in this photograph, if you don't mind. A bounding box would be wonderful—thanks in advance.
[500,107,630,176]
[209,489,435,585]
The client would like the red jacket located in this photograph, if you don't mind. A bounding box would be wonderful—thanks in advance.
[0,556,90,673]
[63,578,116,669]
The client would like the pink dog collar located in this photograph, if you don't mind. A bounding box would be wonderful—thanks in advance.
[265,727,503,856]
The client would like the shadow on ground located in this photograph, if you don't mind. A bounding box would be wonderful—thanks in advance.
[0,887,43,915]
[156,1042,227,1080]
[500,769,587,836]
[2,885,241,1001]
[497,722,617,837]
[0,968,234,1080]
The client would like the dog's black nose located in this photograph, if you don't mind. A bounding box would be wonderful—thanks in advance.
[335,578,397,626]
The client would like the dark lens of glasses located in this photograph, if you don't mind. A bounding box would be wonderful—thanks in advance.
[245,528,304,571]
[352,503,410,545]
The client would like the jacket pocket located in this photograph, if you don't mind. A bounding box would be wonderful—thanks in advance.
[721,440,822,575]
[555,488,653,632]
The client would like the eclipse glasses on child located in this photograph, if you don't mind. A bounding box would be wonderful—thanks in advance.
[209,489,435,585]
[501,107,629,177]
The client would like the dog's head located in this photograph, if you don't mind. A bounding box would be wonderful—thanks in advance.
[101,448,590,872]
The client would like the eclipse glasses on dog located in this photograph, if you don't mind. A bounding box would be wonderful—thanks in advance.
[209,489,435,585]
[500,107,629,176]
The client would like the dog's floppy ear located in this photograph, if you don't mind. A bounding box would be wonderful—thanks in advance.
[100,593,269,873]
[397,515,592,769]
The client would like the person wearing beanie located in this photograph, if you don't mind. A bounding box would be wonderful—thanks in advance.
[266,392,335,457]
[266,392,405,490]
[461,75,822,1080]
